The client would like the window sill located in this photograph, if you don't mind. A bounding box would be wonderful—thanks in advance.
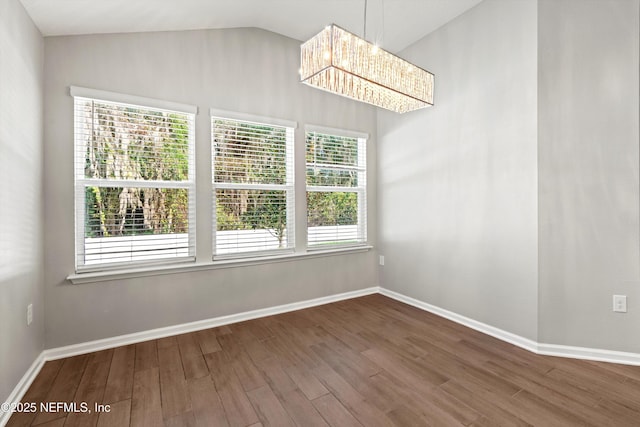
[67,245,373,285]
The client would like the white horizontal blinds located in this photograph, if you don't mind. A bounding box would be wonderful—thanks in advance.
[212,117,295,257]
[73,95,196,270]
[306,131,367,247]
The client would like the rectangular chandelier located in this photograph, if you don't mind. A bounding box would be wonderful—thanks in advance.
[300,24,434,114]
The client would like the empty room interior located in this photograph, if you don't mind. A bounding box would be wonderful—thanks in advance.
[2,0,640,425]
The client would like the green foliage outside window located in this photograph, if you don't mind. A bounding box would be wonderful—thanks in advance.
[213,120,289,248]
[82,102,191,238]
[307,192,358,227]
[306,132,360,229]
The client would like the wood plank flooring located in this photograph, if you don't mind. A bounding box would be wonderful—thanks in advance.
[7,294,640,426]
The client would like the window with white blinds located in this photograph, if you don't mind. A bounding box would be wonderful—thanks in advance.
[212,113,295,257]
[72,87,196,271]
[306,129,367,247]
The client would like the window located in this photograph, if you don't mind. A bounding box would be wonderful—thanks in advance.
[72,87,196,271]
[211,112,295,257]
[306,128,367,247]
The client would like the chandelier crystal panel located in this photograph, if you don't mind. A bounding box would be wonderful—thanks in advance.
[300,24,434,114]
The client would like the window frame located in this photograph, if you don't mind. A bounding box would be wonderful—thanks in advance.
[305,125,368,249]
[210,109,297,260]
[67,92,373,283]
[71,86,197,273]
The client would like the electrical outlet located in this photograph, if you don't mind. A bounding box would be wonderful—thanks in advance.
[27,303,33,326]
[613,295,627,313]
[379,255,385,266]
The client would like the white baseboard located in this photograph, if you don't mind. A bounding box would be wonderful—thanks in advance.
[379,287,640,366]
[5,284,640,427]
[1,286,379,427]
[0,353,45,427]
[378,287,539,353]
[43,286,380,361]
[537,343,640,366]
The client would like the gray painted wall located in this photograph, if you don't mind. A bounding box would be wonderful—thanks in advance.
[377,0,539,340]
[4,0,637,403]
[379,0,640,353]
[538,0,640,352]
[43,28,378,348]
[0,0,44,402]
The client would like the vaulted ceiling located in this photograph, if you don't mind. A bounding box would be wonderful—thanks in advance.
[20,0,482,52]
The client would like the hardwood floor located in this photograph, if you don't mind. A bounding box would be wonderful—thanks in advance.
[7,294,640,426]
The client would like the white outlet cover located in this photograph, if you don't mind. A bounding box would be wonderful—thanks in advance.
[613,295,627,313]
[379,255,385,266]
